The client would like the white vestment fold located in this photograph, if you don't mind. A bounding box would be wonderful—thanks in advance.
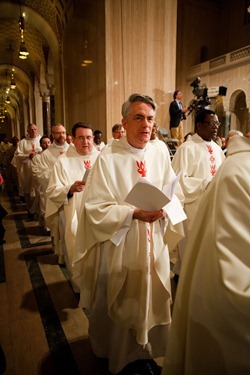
[46,145,99,274]
[162,136,250,375]
[73,137,185,373]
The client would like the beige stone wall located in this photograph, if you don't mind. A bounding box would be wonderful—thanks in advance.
[106,0,177,140]
[62,0,177,140]
[105,0,177,139]
[63,0,106,135]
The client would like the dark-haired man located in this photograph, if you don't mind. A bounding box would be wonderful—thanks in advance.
[169,90,188,146]
[46,123,99,276]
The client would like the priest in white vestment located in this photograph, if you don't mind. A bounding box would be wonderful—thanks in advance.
[31,124,69,261]
[162,135,250,375]
[150,122,171,159]
[73,94,185,375]
[46,123,99,275]
[31,135,51,232]
[171,109,225,275]
[13,123,42,217]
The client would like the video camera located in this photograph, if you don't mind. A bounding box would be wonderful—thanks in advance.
[187,77,227,116]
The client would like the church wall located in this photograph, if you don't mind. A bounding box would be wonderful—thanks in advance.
[62,0,106,135]
[105,0,177,138]
[175,0,250,137]
[62,0,177,140]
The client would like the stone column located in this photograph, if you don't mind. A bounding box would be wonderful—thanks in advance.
[42,93,51,136]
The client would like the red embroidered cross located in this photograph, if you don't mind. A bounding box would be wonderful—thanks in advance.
[136,160,147,177]
[59,151,64,155]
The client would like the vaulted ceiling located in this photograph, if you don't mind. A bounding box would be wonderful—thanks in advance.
[0,0,75,124]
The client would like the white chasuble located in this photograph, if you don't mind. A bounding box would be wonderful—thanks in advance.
[74,136,184,347]
[46,145,99,273]
[162,135,250,375]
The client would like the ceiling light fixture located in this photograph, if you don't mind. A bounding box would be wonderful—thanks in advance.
[18,7,29,59]
[7,44,17,89]
[5,96,11,104]
[10,70,16,89]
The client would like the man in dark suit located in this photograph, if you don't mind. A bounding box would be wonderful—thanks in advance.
[169,90,188,146]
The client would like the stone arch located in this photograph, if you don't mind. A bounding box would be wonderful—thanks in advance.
[229,89,248,135]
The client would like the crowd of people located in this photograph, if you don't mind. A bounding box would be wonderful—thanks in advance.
[0,93,249,375]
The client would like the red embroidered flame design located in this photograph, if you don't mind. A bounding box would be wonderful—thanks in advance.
[206,145,213,154]
[210,165,216,176]
[136,160,147,177]
[84,160,91,169]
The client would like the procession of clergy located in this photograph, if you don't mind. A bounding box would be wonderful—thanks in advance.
[10,93,250,375]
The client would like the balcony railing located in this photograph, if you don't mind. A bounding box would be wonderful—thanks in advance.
[187,45,250,79]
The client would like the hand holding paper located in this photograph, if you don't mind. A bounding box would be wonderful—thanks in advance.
[124,175,186,225]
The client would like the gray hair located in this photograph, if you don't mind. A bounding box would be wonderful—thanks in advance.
[121,94,157,119]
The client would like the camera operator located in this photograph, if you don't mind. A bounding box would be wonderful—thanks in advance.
[169,90,188,146]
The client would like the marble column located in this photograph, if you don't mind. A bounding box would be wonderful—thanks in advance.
[42,93,51,136]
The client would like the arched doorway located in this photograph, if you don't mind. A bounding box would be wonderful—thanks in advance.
[229,90,248,135]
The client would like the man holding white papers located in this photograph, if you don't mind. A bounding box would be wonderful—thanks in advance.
[74,94,185,375]
[46,123,99,275]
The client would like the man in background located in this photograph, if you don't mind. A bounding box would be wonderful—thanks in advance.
[12,123,42,219]
[169,90,188,146]
[31,135,51,234]
[46,122,99,276]
[171,109,225,278]
[107,123,125,145]
[32,124,69,263]
[93,129,105,151]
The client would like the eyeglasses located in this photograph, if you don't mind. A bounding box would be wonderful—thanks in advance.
[75,136,93,141]
[114,131,125,134]
[53,131,66,135]
[203,121,221,128]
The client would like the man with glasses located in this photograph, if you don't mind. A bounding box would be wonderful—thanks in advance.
[171,109,225,278]
[32,124,69,263]
[46,122,99,278]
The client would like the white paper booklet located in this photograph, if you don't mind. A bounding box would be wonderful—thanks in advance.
[124,177,170,211]
[124,174,187,225]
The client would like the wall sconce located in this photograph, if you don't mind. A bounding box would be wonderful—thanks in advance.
[81,40,92,67]
[5,96,10,104]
